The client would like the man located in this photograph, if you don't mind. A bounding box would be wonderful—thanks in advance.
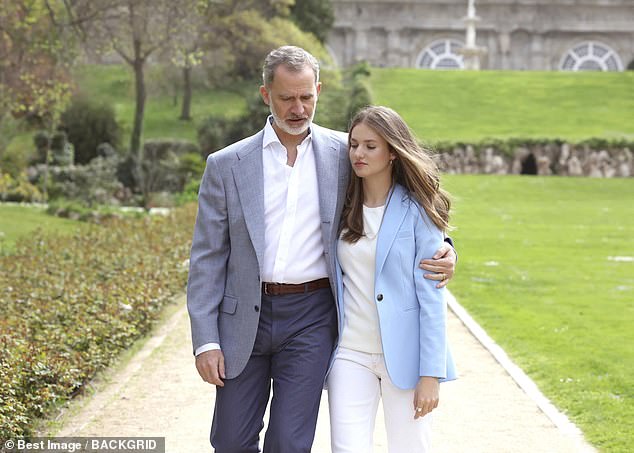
[187,46,457,453]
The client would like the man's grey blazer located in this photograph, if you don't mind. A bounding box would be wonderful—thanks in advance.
[187,123,349,379]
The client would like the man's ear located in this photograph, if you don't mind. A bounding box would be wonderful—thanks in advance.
[260,85,270,105]
[316,81,322,96]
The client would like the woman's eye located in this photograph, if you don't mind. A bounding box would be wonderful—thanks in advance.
[367,146,376,150]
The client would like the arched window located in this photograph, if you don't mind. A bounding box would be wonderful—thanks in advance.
[417,40,464,69]
[559,41,623,71]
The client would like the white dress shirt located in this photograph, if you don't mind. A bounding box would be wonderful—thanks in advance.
[261,117,328,284]
[195,118,328,356]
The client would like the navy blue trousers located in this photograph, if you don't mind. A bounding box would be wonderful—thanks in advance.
[210,287,337,453]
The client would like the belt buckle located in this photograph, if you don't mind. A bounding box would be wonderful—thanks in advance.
[263,282,274,296]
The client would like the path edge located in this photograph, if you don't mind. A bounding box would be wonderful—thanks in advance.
[445,291,596,450]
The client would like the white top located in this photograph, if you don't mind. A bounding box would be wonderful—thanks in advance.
[261,117,328,284]
[337,205,385,354]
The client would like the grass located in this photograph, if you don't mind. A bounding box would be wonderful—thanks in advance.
[0,204,83,253]
[370,69,634,143]
[72,65,252,145]
[443,174,634,452]
[6,66,634,158]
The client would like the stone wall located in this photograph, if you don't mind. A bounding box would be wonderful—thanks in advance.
[435,143,633,177]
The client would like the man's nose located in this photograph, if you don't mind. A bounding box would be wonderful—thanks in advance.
[290,99,304,115]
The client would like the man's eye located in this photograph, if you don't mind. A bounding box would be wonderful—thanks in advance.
[350,144,358,148]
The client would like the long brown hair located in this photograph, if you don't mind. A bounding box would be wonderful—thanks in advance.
[341,106,451,243]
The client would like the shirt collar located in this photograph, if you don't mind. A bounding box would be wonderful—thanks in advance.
[263,116,312,150]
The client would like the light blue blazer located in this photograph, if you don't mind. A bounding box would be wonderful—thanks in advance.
[334,184,457,389]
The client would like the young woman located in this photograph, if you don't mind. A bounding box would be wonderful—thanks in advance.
[328,106,457,452]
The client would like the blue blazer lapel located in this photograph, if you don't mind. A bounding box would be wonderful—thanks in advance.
[232,131,265,268]
[376,184,409,277]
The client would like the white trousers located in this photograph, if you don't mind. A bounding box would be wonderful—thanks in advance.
[327,347,433,453]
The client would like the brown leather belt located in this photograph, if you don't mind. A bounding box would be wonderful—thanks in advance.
[262,278,330,296]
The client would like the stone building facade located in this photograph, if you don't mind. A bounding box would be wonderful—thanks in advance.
[327,0,634,71]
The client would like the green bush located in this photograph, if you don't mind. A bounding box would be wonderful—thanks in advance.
[314,69,348,132]
[0,204,195,438]
[175,178,201,205]
[345,62,373,124]
[0,172,44,202]
[141,140,200,195]
[198,91,270,158]
[177,152,205,186]
[197,115,235,158]
[60,97,121,165]
[46,199,135,223]
[50,131,75,166]
[32,156,127,206]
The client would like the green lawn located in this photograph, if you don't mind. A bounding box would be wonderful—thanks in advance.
[72,65,252,144]
[0,205,83,253]
[370,69,634,143]
[7,66,634,159]
[444,174,634,452]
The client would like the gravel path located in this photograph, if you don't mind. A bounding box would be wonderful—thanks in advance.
[53,295,596,453]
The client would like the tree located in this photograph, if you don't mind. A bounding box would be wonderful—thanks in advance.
[290,0,334,44]
[0,0,75,198]
[59,0,184,158]
[0,0,73,130]
[167,0,331,121]
[200,2,330,82]
[168,0,209,121]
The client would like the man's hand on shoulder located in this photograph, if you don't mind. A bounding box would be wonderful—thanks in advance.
[420,242,457,289]
[195,349,226,387]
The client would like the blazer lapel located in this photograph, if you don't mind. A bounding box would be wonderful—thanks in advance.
[232,132,265,268]
[312,126,340,227]
[376,184,409,276]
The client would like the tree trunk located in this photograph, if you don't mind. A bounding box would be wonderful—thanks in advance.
[131,58,146,158]
[130,55,147,204]
[180,65,192,121]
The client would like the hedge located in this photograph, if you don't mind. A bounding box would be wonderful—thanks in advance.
[0,205,196,438]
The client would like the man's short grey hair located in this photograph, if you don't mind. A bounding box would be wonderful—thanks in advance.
[262,46,320,87]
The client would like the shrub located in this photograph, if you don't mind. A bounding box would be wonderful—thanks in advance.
[32,131,50,164]
[0,172,44,202]
[46,199,131,223]
[140,140,200,195]
[314,69,348,132]
[197,91,270,158]
[197,115,234,158]
[175,178,201,206]
[177,152,205,186]
[60,97,121,165]
[50,131,75,166]
[36,156,127,206]
[344,62,373,123]
[0,204,196,438]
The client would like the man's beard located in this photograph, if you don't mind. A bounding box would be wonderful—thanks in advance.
[270,102,315,136]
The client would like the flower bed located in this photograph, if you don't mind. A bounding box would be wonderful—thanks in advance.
[0,204,196,437]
